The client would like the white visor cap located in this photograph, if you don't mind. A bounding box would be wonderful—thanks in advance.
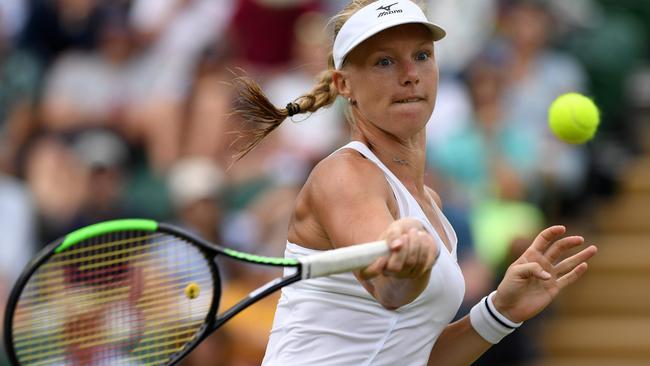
[333,0,446,70]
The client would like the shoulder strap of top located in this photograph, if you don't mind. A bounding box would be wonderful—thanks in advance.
[334,141,457,257]
[337,141,403,187]
[333,141,407,219]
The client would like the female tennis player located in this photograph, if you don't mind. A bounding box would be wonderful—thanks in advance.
[232,1,597,365]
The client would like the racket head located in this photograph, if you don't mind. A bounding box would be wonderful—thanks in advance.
[3,219,221,366]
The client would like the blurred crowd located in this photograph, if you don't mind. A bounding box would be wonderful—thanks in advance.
[1,0,649,365]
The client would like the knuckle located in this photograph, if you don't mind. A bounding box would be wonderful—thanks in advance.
[385,229,400,240]
[401,217,421,229]
[387,262,402,272]
[404,256,417,267]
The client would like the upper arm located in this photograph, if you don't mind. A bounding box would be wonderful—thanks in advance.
[307,152,396,249]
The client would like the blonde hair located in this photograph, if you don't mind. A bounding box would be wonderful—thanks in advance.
[231,0,427,161]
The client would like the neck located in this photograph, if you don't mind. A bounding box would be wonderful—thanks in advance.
[350,111,427,189]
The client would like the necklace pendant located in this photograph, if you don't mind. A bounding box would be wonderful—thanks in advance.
[393,157,409,166]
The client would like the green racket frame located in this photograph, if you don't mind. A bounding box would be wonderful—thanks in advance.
[3,219,303,366]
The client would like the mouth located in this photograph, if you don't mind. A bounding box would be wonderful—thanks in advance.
[394,97,426,104]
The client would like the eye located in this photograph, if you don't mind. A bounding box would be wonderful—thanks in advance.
[376,57,393,67]
[416,51,431,61]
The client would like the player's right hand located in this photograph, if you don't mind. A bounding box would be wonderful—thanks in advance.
[360,218,438,280]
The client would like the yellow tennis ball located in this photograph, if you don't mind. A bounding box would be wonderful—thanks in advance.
[185,282,200,299]
[548,93,600,144]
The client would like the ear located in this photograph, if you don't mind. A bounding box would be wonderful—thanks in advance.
[332,70,352,100]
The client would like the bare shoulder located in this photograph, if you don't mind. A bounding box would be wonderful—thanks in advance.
[289,148,398,249]
[294,148,398,248]
[424,186,443,209]
[307,149,391,203]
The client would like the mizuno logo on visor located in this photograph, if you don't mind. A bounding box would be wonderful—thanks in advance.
[377,2,402,17]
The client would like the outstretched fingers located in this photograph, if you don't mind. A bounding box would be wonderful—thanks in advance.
[544,235,585,263]
[530,226,567,254]
[555,245,598,289]
[557,262,589,289]
[555,245,598,277]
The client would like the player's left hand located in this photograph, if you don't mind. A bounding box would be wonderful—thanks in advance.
[492,225,598,323]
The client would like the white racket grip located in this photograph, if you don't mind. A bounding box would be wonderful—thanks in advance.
[299,241,390,279]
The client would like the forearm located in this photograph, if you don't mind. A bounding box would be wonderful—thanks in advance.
[427,315,492,366]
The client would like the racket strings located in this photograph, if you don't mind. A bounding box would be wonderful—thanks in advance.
[19,244,209,303]
[11,230,215,366]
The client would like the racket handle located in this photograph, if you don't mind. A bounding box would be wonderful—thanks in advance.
[299,241,390,279]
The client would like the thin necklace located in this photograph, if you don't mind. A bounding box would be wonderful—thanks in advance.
[367,143,410,166]
[392,157,409,166]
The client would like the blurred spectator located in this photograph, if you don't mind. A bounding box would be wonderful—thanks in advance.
[40,10,133,132]
[243,183,301,257]
[23,135,89,245]
[19,0,105,64]
[121,158,173,220]
[496,0,590,216]
[426,0,498,75]
[421,0,495,156]
[71,129,133,226]
[429,58,538,212]
[425,76,473,149]
[264,11,345,163]
[423,0,497,147]
[168,157,225,244]
[0,0,27,41]
[230,0,321,74]
[125,0,232,172]
[0,172,36,287]
[0,16,41,174]
[222,132,288,212]
[183,44,238,166]
[128,0,231,101]
[547,0,604,33]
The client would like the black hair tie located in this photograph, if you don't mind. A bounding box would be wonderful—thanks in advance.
[286,102,301,117]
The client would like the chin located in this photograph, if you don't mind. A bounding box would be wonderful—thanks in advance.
[391,107,430,124]
[389,116,429,136]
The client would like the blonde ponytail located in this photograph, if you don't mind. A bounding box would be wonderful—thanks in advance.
[231,62,338,161]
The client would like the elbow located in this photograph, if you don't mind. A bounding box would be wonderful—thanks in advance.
[369,278,427,310]
[377,294,414,310]
[380,301,400,311]
[362,275,428,310]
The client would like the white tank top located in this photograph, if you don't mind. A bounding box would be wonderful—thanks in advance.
[262,141,465,366]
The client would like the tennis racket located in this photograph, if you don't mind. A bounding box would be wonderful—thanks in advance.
[3,219,389,366]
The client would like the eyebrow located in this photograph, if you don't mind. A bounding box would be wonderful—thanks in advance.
[368,41,434,57]
[371,41,434,53]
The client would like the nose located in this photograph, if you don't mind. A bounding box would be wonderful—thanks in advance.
[400,60,419,87]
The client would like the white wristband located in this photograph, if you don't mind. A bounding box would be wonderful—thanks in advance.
[469,291,522,344]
